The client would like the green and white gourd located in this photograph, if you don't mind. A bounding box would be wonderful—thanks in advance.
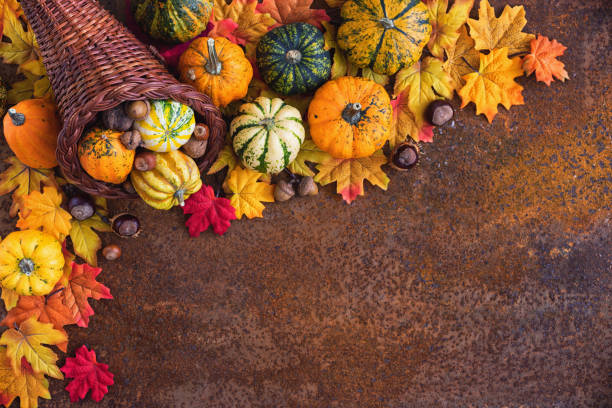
[133,100,196,152]
[232,97,305,175]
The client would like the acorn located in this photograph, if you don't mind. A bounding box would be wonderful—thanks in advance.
[102,104,134,131]
[125,100,150,120]
[120,130,142,150]
[274,179,295,202]
[182,138,208,159]
[298,177,318,197]
[134,151,157,171]
[102,244,122,261]
[111,213,141,238]
[390,142,419,171]
[425,100,454,126]
[193,123,210,141]
[68,195,95,221]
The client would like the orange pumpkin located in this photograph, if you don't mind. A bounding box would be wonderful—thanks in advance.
[308,77,392,159]
[178,37,253,108]
[78,128,135,184]
[3,98,61,168]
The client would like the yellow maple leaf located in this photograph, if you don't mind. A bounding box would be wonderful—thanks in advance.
[393,57,454,129]
[0,317,67,379]
[0,7,42,77]
[16,186,72,240]
[425,0,474,58]
[1,288,19,311]
[288,139,332,177]
[69,214,111,267]
[467,0,535,55]
[208,144,239,176]
[227,167,275,219]
[211,0,276,48]
[0,347,50,408]
[459,47,524,123]
[0,157,57,218]
[361,67,390,87]
[390,91,435,146]
[314,151,390,204]
[443,25,479,91]
[322,21,358,79]
[7,73,53,105]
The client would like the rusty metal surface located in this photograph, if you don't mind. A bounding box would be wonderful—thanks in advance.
[0,0,610,406]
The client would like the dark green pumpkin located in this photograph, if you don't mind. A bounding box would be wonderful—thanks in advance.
[256,23,332,96]
[131,0,213,44]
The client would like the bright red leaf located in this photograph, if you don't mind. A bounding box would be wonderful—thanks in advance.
[183,185,237,237]
[64,262,113,328]
[61,345,114,403]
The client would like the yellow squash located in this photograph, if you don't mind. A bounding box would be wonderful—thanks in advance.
[130,150,202,210]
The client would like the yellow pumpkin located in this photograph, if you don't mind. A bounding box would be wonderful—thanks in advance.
[0,230,64,296]
[178,37,253,107]
[130,150,202,210]
[78,128,135,184]
[3,98,61,169]
[308,76,392,159]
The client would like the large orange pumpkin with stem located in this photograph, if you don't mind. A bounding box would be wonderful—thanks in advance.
[78,128,135,184]
[308,76,392,159]
[178,37,253,108]
[2,98,61,168]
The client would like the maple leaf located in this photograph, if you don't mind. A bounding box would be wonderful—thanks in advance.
[7,73,52,105]
[0,156,57,217]
[443,25,479,91]
[63,262,113,328]
[16,186,72,240]
[69,214,111,267]
[0,9,39,69]
[183,185,237,237]
[1,290,74,353]
[288,139,332,177]
[227,167,275,219]
[211,0,276,48]
[0,353,50,408]
[314,152,390,204]
[61,345,114,403]
[425,0,474,58]
[207,144,239,176]
[390,92,435,146]
[1,288,19,311]
[256,0,330,30]
[322,21,358,80]
[459,47,524,123]
[361,67,390,87]
[0,317,67,379]
[523,35,569,86]
[467,0,535,55]
[59,243,75,288]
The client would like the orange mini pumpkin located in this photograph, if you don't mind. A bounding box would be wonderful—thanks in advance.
[178,37,253,108]
[308,76,392,159]
[78,128,135,184]
[3,98,61,168]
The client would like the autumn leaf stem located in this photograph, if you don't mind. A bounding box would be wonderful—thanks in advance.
[46,287,65,301]
[461,56,478,72]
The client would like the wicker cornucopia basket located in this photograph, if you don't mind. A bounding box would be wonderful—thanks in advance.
[20,0,227,199]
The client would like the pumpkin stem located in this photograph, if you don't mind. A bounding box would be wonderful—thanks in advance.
[379,17,395,29]
[18,258,35,276]
[341,103,363,125]
[259,117,276,131]
[175,189,186,207]
[8,108,25,126]
[285,49,302,64]
[205,38,222,75]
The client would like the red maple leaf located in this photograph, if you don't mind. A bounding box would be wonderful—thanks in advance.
[183,185,237,237]
[64,262,113,328]
[61,345,114,403]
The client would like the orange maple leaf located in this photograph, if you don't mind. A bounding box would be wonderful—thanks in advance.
[16,186,72,240]
[459,47,524,123]
[63,262,113,328]
[523,35,569,86]
[256,0,330,29]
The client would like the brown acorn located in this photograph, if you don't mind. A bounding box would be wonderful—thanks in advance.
[182,138,208,159]
[120,130,142,150]
[102,244,122,261]
[274,180,295,202]
[193,123,210,141]
[111,213,141,238]
[125,100,150,120]
[390,142,419,171]
[68,195,95,221]
[298,177,318,197]
[425,100,454,126]
[134,151,157,171]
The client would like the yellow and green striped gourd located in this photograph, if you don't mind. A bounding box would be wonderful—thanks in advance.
[133,100,196,153]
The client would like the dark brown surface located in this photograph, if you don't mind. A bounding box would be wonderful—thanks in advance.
[1,0,611,407]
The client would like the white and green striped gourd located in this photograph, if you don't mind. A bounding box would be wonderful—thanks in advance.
[231,97,305,175]
[133,99,195,152]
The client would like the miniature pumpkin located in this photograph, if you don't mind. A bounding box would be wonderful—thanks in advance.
[257,23,332,95]
[0,230,64,296]
[130,150,202,210]
[337,0,431,75]
[131,0,213,43]
[232,97,305,175]
[3,98,61,169]
[133,100,196,152]
[308,76,392,159]
[78,128,135,184]
[178,37,253,108]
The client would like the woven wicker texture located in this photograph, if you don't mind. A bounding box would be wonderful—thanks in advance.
[20,0,227,198]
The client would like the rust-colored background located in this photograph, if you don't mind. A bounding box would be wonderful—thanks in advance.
[1,0,611,407]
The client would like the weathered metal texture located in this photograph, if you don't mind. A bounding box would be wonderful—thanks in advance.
[0,0,610,406]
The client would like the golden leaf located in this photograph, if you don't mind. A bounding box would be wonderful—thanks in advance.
[227,167,274,219]
[69,215,111,267]
[425,0,474,58]
[0,348,50,408]
[1,288,19,311]
[16,186,72,240]
[0,157,57,217]
[288,139,332,177]
[443,25,479,91]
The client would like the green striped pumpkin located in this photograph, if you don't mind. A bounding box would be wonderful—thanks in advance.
[133,100,196,153]
[231,97,305,175]
[337,0,431,75]
[256,23,331,96]
[131,0,213,44]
